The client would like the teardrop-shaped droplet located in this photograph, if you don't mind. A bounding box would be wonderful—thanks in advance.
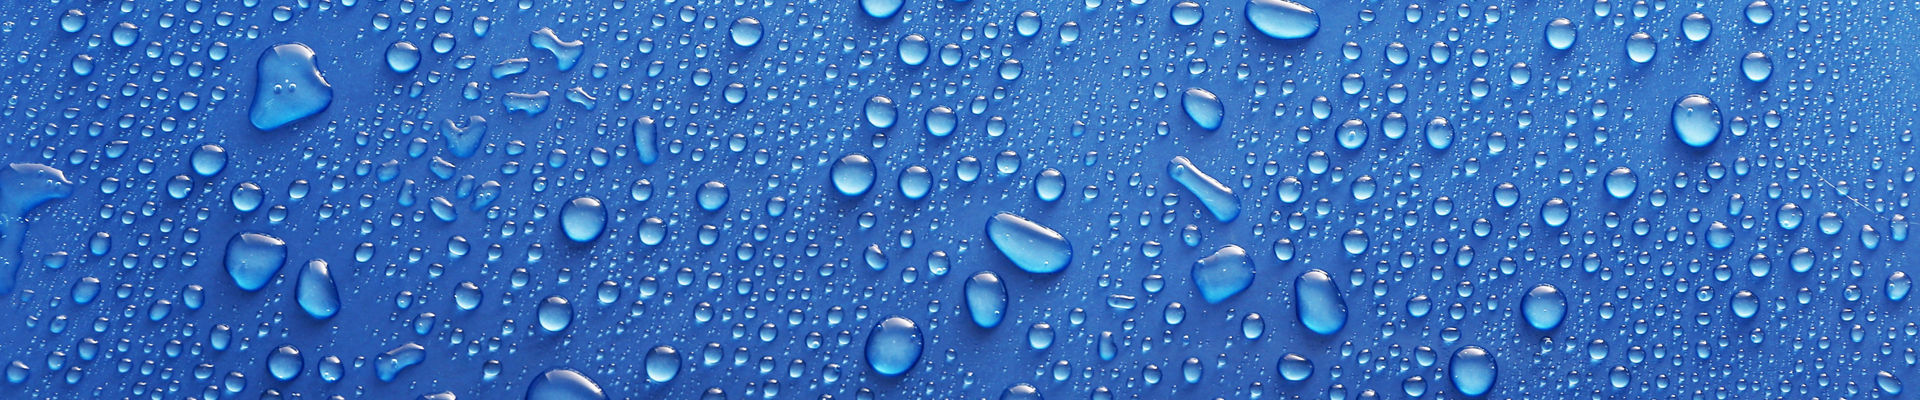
[296,259,341,319]
[985,213,1073,274]
[1181,88,1224,130]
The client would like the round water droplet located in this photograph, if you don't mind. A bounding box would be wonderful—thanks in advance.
[1425,117,1453,150]
[387,41,421,73]
[1625,32,1656,64]
[1681,13,1712,42]
[1181,88,1223,130]
[1604,167,1637,199]
[729,17,763,47]
[1245,0,1319,40]
[268,345,303,381]
[560,196,606,242]
[1671,94,1722,148]
[1521,284,1566,331]
[537,296,573,332]
[865,95,897,129]
[645,345,680,383]
[1171,2,1203,26]
[191,144,228,177]
[1336,119,1368,150]
[985,213,1073,274]
[865,316,923,376]
[1449,346,1498,397]
[1544,18,1576,50]
[924,106,956,137]
[831,154,877,197]
[224,232,288,291]
[696,181,729,211]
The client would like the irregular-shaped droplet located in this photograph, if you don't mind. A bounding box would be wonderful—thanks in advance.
[1521,284,1566,331]
[831,154,877,197]
[1192,245,1254,303]
[560,196,606,242]
[985,213,1073,274]
[1671,94,1722,148]
[444,116,486,158]
[1449,346,1498,397]
[1246,0,1319,40]
[374,343,425,382]
[865,316,923,376]
[1294,269,1346,335]
[224,232,288,291]
[965,271,1008,328]
[1181,88,1223,130]
[296,259,340,319]
[0,164,72,294]
[1168,156,1240,222]
[525,368,608,400]
[249,43,333,131]
[529,28,584,71]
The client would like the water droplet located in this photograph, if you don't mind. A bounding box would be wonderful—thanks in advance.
[1544,18,1576,50]
[537,296,573,332]
[1192,245,1254,303]
[1448,346,1498,397]
[1294,269,1346,335]
[1671,94,1722,148]
[986,213,1073,274]
[1168,156,1240,222]
[267,345,303,381]
[1521,284,1566,331]
[831,154,877,197]
[296,259,340,319]
[966,271,1009,328]
[865,95,898,129]
[865,316,923,376]
[1181,88,1223,130]
[387,41,421,73]
[860,0,904,19]
[1245,0,1319,40]
[729,17,763,47]
[524,368,608,400]
[645,345,680,383]
[1278,353,1313,382]
[250,43,334,131]
[224,232,288,291]
[560,196,606,242]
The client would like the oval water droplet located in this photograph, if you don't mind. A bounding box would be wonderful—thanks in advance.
[965,271,1009,328]
[1245,0,1319,40]
[1181,88,1223,130]
[985,213,1073,274]
[524,368,607,400]
[1294,269,1346,335]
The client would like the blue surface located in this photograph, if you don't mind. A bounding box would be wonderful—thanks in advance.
[0,0,1915,398]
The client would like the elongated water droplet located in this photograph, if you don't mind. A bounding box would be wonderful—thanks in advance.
[1294,269,1346,335]
[1246,0,1319,40]
[986,213,1073,274]
[965,271,1009,328]
[1168,156,1240,222]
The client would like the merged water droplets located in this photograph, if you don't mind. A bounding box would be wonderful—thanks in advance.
[249,43,333,131]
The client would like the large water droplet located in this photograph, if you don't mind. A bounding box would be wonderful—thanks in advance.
[1671,94,1722,148]
[1192,245,1254,303]
[1168,156,1240,222]
[296,259,340,319]
[267,345,303,381]
[1521,284,1566,331]
[831,154,877,197]
[860,0,904,19]
[1449,346,1498,397]
[865,95,898,129]
[1294,269,1346,335]
[965,271,1009,328]
[537,296,574,332]
[560,196,606,243]
[645,345,680,383]
[524,368,608,400]
[1181,88,1223,130]
[224,232,288,291]
[250,43,334,131]
[1245,0,1319,40]
[986,213,1073,274]
[865,316,923,376]
[1544,18,1576,50]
